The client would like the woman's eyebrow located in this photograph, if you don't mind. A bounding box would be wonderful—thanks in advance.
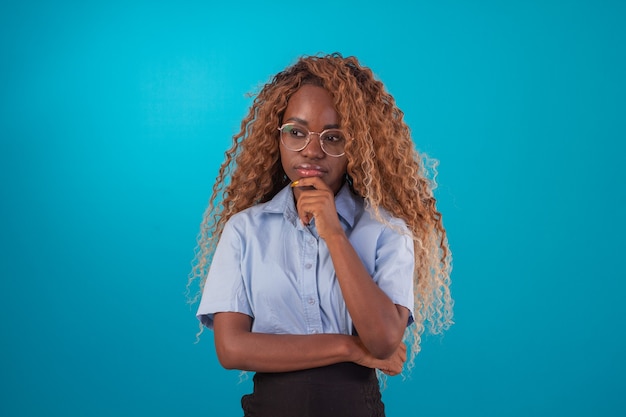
[284,117,340,130]
[284,117,309,125]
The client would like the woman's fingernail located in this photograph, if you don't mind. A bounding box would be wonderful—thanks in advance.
[290,180,299,187]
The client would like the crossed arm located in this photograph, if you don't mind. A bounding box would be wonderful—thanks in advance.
[213,178,410,375]
[213,311,407,375]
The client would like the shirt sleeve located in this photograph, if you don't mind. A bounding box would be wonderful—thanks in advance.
[196,220,252,329]
[373,222,415,325]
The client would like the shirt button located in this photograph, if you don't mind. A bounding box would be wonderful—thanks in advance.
[308,298,316,305]
[305,263,312,269]
[311,329,319,334]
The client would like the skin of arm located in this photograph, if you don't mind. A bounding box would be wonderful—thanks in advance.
[294,177,409,359]
[212,176,409,373]
[213,311,406,374]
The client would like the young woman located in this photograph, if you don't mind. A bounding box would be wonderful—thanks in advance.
[188,53,453,417]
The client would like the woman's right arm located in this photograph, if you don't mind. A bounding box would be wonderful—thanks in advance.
[213,312,406,375]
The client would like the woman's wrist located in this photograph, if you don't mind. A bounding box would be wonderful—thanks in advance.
[345,336,367,364]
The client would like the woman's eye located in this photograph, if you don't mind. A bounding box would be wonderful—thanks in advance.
[323,132,345,143]
[289,127,307,138]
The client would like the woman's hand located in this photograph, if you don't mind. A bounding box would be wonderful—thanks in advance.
[352,337,407,376]
[292,177,344,240]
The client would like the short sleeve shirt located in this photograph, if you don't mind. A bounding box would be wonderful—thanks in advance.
[196,183,415,335]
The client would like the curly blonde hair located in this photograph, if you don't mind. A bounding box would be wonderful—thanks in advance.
[187,53,453,369]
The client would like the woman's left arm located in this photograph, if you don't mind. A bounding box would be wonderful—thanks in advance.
[294,178,410,359]
[323,232,410,359]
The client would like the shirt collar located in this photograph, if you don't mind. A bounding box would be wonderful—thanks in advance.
[263,182,358,228]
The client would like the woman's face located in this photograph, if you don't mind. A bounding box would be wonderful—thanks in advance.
[280,84,348,196]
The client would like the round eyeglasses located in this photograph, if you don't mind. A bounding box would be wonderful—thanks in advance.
[278,123,349,157]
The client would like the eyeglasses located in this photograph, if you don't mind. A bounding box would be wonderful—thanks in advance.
[278,123,349,157]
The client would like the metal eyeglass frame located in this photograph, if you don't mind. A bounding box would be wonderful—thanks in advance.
[278,123,349,157]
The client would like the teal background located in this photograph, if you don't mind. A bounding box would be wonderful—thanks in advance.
[1,1,624,416]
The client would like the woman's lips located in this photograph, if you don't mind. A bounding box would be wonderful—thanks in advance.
[295,165,325,177]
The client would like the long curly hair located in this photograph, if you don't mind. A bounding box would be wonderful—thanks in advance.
[187,52,453,369]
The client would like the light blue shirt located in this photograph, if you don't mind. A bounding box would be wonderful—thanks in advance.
[197,183,415,335]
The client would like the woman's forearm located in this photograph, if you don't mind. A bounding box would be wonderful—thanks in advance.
[212,312,404,374]
[324,232,409,359]
[213,312,357,372]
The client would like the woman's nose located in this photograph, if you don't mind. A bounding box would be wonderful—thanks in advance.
[301,134,325,158]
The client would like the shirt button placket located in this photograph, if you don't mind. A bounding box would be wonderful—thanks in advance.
[302,234,321,335]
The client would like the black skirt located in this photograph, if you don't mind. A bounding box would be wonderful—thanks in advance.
[241,362,385,417]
